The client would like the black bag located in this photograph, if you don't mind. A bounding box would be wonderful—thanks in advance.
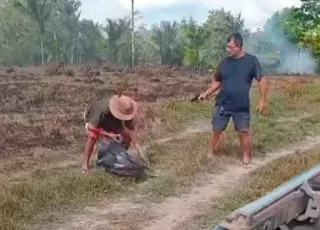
[96,139,147,180]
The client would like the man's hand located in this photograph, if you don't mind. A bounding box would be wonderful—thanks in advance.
[198,92,207,101]
[199,79,221,101]
[100,130,121,140]
[256,99,268,115]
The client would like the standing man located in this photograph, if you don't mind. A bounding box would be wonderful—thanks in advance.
[82,94,146,172]
[199,32,268,166]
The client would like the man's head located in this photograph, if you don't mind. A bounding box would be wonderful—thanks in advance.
[109,95,138,121]
[226,33,244,58]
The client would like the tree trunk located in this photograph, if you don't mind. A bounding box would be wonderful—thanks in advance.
[131,0,135,67]
[54,31,58,63]
[71,38,75,65]
[40,33,44,64]
[159,45,163,65]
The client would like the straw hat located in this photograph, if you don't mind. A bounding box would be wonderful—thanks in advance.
[109,95,138,121]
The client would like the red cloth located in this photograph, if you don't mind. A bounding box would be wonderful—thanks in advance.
[86,124,132,149]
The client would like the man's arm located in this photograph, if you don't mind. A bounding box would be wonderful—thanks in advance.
[258,77,268,102]
[202,78,221,99]
[82,123,99,171]
[253,56,269,113]
[82,122,121,171]
[82,106,119,171]
[253,56,268,100]
[82,137,96,171]
[201,69,222,99]
[124,118,149,165]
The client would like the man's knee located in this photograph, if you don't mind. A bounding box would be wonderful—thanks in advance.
[212,120,229,132]
[233,113,251,132]
[237,130,252,137]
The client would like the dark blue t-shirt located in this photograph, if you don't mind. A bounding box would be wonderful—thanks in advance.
[215,53,264,113]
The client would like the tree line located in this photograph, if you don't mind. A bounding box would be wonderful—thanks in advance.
[0,0,319,72]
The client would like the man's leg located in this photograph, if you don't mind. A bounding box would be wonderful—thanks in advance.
[233,113,252,165]
[210,106,230,156]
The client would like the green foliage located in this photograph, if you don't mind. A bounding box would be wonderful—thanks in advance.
[201,9,245,68]
[14,0,57,64]
[151,20,182,65]
[0,0,39,64]
[301,25,320,63]
[258,0,320,71]
[183,48,199,67]
[180,17,208,68]
[0,0,106,65]
[1,0,319,69]
[293,0,320,64]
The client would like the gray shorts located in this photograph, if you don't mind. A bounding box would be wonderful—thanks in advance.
[211,105,251,132]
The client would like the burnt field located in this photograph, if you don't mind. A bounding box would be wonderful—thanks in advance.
[0,64,214,173]
[0,63,318,169]
[1,63,320,230]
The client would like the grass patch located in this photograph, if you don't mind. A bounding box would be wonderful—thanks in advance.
[1,79,320,229]
[140,132,222,201]
[191,149,320,230]
[137,111,320,201]
[140,78,320,144]
[138,100,212,143]
[0,170,129,230]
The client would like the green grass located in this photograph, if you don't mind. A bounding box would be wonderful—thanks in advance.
[138,100,213,143]
[1,79,320,230]
[0,170,130,229]
[136,109,320,201]
[188,149,320,230]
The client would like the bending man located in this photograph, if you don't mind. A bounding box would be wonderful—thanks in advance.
[82,94,144,172]
[199,32,268,166]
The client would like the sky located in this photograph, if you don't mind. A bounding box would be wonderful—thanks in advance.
[80,0,301,30]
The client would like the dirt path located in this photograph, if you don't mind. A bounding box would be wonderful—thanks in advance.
[148,136,320,230]
[36,131,320,230]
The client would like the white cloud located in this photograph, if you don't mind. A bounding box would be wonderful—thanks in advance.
[196,0,301,29]
[80,0,302,29]
[80,0,129,23]
[117,0,182,9]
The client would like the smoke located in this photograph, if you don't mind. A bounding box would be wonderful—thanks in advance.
[250,0,317,74]
[268,31,317,74]
[278,46,317,74]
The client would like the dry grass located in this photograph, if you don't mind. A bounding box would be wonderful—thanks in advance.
[0,70,320,229]
[2,111,320,230]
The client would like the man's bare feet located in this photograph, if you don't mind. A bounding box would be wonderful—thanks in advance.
[242,156,251,169]
[81,164,89,173]
[207,147,219,159]
[207,150,214,159]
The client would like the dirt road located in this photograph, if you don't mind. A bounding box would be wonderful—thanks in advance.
[37,128,320,230]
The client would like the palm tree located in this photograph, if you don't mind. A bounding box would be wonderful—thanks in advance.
[14,0,56,64]
[152,21,179,65]
[104,18,131,62]
[59,0,81,64]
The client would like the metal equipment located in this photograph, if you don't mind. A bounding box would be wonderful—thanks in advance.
[212,164,320,230]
